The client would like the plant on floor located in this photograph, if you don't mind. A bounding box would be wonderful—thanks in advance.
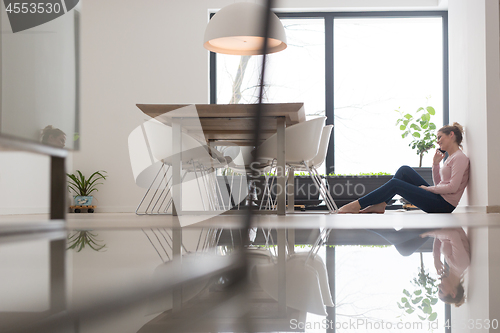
[67,170,107,206]
[397,252,439,323]
[67,230,106,252]
[396,104,437,167]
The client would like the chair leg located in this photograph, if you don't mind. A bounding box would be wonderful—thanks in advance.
[136,164,171,215]
[192,161,207,211]
[213,171,226,211]
[303,163,338,213]
[312,166,338,212]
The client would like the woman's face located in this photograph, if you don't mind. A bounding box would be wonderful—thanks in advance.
[436,131,455,151]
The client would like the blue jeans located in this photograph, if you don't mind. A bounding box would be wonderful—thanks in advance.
[358,165,455,213]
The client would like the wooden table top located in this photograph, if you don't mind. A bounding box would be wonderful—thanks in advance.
[136,103,306,145]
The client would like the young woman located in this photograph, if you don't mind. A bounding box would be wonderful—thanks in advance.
[338,122,469,214]
[420,228,470,306]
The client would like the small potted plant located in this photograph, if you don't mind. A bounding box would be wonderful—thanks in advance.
[395,104,437,185]
[67,170,107,212]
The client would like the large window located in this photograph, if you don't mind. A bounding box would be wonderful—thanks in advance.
[333,17,444,174]
[211,12,448,176]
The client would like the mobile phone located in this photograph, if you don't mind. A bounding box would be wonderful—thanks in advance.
[438,148,446,153]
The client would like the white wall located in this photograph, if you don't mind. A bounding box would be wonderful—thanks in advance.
[0,4,77,215]
[449,0,500,212]
[448,0,500,330]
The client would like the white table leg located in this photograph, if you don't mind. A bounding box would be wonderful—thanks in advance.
[277,117,286,215]
[277,228,287,317]
[172,228,183,312]
[172,120,182,216]
[287,167,295,214]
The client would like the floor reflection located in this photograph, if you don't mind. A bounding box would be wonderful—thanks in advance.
[0,224,489,333]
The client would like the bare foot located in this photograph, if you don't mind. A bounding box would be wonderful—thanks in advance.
[359,202,387,214]
[338,200,361,214]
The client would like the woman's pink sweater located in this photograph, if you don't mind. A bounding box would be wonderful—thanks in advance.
[426,149,470,207]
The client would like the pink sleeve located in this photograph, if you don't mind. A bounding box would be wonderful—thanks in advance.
[431,229,470,264]
[433,237,442,260]
[432,163,441,185]
[426,154,469,195]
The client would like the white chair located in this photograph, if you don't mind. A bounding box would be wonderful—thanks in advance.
[289,125,338,213]
[253,117,326,210]
[220,145,274,209]
[128,119,229,214]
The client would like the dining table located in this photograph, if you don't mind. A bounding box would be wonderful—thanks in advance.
[136,102,306,217]
[136,102,306,317]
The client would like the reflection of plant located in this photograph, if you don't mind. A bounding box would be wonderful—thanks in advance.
[396,104,437,167]
[67,230,106,252]
[397,253,439,323]
[67,170,107,197]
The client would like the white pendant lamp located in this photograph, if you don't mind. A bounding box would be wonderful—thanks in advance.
[203,2,287,55]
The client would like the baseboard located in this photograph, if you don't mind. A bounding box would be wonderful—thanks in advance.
[453,205,485,213]
[487,205,500,214]
[453,205,500,214]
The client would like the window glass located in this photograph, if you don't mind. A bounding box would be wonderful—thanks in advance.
[334,18,443,174]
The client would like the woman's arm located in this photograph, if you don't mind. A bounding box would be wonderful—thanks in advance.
[432,149,443,185]
[421,231,445,275]
[425,154,469,194]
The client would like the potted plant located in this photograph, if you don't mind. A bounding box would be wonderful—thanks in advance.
[67,170,107,210]
[396,104,437,185]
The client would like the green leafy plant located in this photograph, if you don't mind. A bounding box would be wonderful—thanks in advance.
[67,230,106,252]
[327,172,392,176]
[396,105,437,167]
[67,170,107,196]
[397,253,439,323]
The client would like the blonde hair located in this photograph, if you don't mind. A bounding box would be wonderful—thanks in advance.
[41,125,66,144]
[438,122,464,147]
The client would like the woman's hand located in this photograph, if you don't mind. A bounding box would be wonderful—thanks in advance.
[419,185,428,190]
[434,258,446,276]
[433,149,445,165]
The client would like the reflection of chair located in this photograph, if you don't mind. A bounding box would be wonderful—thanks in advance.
[128,119,229,214]
[254,117,326,210]
[291,252,334,307]
[253,254,328,316]
[251,226,334,316]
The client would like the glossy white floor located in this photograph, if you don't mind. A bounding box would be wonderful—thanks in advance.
[1,210,500,230]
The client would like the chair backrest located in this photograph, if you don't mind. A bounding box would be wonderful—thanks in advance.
[257,117,326,163]
[224,146,253,166]
[128,119,214,187]
[309,125,333,168]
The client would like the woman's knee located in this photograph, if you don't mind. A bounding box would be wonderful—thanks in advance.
[397,165,413,172]
[395,165,414,177]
